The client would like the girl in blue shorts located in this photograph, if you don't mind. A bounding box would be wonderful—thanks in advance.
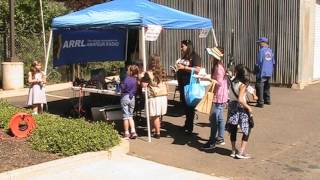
[121,65,139,139]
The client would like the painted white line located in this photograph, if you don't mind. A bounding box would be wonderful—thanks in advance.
[46,94,71,99]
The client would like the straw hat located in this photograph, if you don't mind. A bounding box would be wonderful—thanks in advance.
[206,47,224,60]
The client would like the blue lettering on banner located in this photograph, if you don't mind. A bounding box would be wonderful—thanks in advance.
[53,29,126,66]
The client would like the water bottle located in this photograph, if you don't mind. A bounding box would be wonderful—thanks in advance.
[116,81,121,93]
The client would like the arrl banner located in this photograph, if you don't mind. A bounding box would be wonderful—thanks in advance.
[53,29,126,66]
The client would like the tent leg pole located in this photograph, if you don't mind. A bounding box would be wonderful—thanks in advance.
[211,28,218,47]
[44,29,53,75]
[39,0,47,60]
[125,28,128,61]
[141,27,151,142]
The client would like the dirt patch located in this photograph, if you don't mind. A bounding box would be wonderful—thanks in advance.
[0,129,62,173]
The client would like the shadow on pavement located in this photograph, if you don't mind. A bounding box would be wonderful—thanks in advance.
[162,121,231,156]
[45,94,231,156]
[195,122,210,128]
[165,100,185,117]
[46,94,121,118]
[134,118,232,156]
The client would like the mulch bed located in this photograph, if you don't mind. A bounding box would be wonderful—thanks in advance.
[0,129,62,173]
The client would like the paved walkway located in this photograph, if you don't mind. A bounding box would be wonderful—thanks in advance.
[2,83,320,179]
[0,83,222,180]
[0,82,73,99]
[129,83,320,180]
[0,140,221,180]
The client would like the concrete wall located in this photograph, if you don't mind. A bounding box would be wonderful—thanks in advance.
[298,0,317,88]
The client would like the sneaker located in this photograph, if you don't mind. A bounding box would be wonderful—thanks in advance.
[236,153,251,159]
[216,139,225,145]
[153,134,160,139]
[123,133,130,140]
[130,132,138,139]
[255,103,264,108]
[202,142,216,150]
[230,149,238,158]
[230,151,237,158]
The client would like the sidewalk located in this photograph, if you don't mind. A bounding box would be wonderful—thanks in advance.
[0,140,222,180]
[0,83,224,179]
[0,82,72,99]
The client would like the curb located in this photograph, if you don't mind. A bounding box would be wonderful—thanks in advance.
[0,139,129,180]
[0,82,72,98]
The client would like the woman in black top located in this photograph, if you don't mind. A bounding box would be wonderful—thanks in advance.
[176,40,201,134]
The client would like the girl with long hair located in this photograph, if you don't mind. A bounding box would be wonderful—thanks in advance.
[141,55,168,139]
[203,47,228,149]
[27,60,47,115]
[226,64,253,159]
[176,40,201,134]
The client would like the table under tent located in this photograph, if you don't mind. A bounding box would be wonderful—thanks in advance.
[46,0,215,142]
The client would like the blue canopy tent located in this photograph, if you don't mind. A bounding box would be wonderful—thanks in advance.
[51,0,212,29]
[46,0,216,142]
[48,0,215,68]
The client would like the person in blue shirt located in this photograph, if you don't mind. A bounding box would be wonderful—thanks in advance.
[255,37,275,108]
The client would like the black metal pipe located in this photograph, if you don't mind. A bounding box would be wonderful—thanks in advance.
[9,0,15,61]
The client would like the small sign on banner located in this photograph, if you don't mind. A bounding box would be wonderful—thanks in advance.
[199,29,210,38]
[145,25,162,41]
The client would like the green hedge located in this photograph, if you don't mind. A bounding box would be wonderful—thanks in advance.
[0,100,121,156]
[0,100,31,129]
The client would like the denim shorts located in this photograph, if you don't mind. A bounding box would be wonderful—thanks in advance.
[121,94,135,120]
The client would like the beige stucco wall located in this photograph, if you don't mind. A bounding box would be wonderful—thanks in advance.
[297,0,317,88]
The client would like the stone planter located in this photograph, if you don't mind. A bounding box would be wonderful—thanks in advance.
[1,62,24,90]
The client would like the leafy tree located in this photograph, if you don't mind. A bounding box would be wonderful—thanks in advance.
[0,0,70,36]
[0,0,71,84]
[54,0,107,10]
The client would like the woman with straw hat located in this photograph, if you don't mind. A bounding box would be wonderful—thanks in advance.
[202,47,228,150]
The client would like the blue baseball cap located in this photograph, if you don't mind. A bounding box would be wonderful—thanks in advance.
[256,37,268,43]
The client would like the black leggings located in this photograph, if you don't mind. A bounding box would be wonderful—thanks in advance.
[179,85,195,132]
[229,124,250,142]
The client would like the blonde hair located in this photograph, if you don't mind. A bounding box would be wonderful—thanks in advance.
[260,42,269,47]
[148,55,166,84]
[127,65,139,77]
[30,60,42,76]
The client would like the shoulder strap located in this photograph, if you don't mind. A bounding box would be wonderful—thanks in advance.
[227,76,239,99]
[189,68,196,84]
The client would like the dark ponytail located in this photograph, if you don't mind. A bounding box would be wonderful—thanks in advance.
[234,64,251,86]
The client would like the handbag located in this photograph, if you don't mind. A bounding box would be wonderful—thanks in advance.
[146,71,168,97]
[248,113,254,128]
[184,69,205,106]
[195,82,216,114]
[244,109,254,128]
[148,82,168,97]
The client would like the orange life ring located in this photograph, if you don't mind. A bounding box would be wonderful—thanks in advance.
[9,113,36,138]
